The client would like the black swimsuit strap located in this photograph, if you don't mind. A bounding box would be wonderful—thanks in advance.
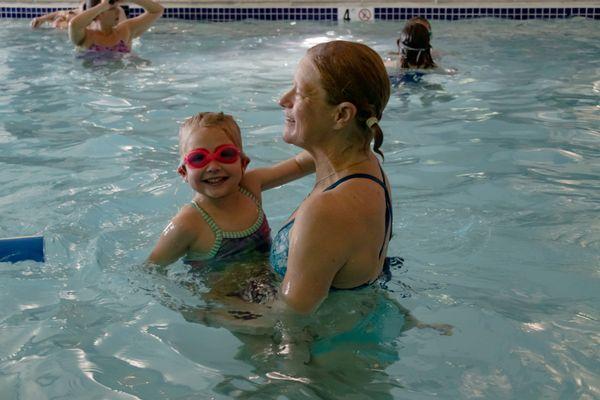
[324,168,393,258]
[324,173,385,191]
[375,165,394,258]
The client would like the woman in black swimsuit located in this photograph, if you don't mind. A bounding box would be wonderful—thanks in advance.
[271,40,394,314]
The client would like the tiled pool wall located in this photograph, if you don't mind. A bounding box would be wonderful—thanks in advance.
[1,2,599,20]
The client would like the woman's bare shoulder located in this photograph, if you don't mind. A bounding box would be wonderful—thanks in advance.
[297,180,384,230]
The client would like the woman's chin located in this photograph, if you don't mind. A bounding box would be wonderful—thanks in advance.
[282,128,299,145]
[282,133,293,144]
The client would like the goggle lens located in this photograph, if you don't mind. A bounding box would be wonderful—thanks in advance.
[187,152,208,167]
[218,147,239,162]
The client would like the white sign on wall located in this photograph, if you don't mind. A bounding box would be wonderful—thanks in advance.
[338,7,375,22]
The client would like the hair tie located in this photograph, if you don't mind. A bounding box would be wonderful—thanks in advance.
[366,117,378,128]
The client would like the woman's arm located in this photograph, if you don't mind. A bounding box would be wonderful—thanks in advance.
[279,197,352,314]
[244,151,315,192]
[68,0,111,45]
[121,0,164,38]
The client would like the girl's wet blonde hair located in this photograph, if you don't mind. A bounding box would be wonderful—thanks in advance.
[178,112,249,166]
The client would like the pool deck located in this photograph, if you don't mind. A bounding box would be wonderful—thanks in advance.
[3,0,598,21]
[2,0,599,5]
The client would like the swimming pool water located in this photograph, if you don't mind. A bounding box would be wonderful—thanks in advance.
[1,18,599,399]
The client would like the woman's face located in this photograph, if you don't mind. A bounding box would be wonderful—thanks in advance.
[278,56,336,148]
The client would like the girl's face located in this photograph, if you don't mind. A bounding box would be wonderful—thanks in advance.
[179,127,244,200]
[278,56,337,149]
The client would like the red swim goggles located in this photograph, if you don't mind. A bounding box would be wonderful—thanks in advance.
[181,144,241,169]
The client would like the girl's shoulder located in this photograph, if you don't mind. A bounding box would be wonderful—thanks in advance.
[175,202,204,225]
[239,175,263,202]
[171,202,218,246]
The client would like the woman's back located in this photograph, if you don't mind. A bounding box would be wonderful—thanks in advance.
[271,157,392,290]
[316,163,392,289]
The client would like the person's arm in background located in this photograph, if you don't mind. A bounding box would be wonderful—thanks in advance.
[120,0,164,38]
[31,10,65,28]
[69,0,111,45]
[117,5,128,23]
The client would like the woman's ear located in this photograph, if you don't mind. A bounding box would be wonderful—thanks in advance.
[333,102,357,130]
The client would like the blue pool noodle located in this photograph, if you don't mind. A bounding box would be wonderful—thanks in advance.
[0,236,45,263]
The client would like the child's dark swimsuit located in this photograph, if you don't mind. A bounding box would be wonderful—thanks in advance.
[184,187,271,266]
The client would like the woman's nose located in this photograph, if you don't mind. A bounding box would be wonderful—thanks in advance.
[279,88,293,108]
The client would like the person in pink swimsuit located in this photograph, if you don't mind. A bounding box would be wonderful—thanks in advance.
[69,0,163,52]
[31,0,127,31]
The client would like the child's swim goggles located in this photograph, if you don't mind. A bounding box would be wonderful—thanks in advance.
[181,144,241,169]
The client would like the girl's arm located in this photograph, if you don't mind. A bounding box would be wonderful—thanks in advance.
[148,211,196,266]
[121,0,164,38]
[69,0,111,45]
[244,151,315,192]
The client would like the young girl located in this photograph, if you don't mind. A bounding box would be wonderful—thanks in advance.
[148,112,314,267]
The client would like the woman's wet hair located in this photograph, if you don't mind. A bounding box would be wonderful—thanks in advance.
[398,22,436,69]
[307,40,390,158]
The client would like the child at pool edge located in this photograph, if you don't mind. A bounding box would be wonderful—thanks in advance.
[148,112,315,267]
